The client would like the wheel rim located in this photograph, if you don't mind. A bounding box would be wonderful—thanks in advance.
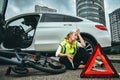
[28,56,66,74]
[85,40,94,54]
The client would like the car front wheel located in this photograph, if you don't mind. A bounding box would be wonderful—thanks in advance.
[84,38,95,54]
[78,37,95,54]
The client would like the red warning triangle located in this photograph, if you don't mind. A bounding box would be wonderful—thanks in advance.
[80,44,119,78]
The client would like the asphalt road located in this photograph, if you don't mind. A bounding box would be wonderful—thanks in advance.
[0,62,120,80]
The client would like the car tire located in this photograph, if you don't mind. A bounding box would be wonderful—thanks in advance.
[83,37,95,54]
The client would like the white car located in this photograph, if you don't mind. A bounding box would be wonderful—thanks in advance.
[0,0,111,57]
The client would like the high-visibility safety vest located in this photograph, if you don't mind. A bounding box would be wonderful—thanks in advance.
[60,39,77,58]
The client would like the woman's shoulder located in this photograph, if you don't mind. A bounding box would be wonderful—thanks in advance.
[60,39,67,44]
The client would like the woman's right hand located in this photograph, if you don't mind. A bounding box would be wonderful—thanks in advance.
[67,54,73,60]
[76,28,80,36]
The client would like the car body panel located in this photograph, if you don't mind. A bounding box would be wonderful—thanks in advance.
[76,22,111,48]
[34,22,76,51]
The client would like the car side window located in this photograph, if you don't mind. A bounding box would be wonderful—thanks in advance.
[41,14,64,22]
[41,14,83,22]
[7,15,39,35]
[64,15,83,22]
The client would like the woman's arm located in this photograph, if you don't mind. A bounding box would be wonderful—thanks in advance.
[55,45,73,59]
[76,28,86,47]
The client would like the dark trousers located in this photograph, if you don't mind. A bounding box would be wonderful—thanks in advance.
[59,47,90,70]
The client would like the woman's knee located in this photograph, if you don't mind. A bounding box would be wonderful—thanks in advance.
[59,56,68,63]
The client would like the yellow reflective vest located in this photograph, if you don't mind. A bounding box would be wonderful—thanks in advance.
[60,39,77,58]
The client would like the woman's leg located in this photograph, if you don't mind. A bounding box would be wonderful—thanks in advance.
[77,47,90,64]
[59,56,73,69]
[73,47,90,69]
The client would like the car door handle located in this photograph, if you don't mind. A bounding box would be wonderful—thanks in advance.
[64,24,72,26]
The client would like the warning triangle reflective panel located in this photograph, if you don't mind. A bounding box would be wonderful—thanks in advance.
[80,44,119,78]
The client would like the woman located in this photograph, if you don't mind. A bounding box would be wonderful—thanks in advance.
[56,28,103,70]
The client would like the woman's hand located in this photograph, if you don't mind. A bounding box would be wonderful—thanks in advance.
[67,54,73,60]
[58,53,73,61]
[76,28,86,47]
[76,28,80,36]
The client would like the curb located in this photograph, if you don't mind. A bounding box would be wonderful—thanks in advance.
[109,59,120,63]
[108,55,120,63]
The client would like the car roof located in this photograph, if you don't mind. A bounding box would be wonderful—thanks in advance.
[6,13,40,21]
[6,12,91,20]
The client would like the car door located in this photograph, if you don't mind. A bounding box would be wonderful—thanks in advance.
[2,14,40,50]
[0,0,8,44]
[34,13,76,51]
